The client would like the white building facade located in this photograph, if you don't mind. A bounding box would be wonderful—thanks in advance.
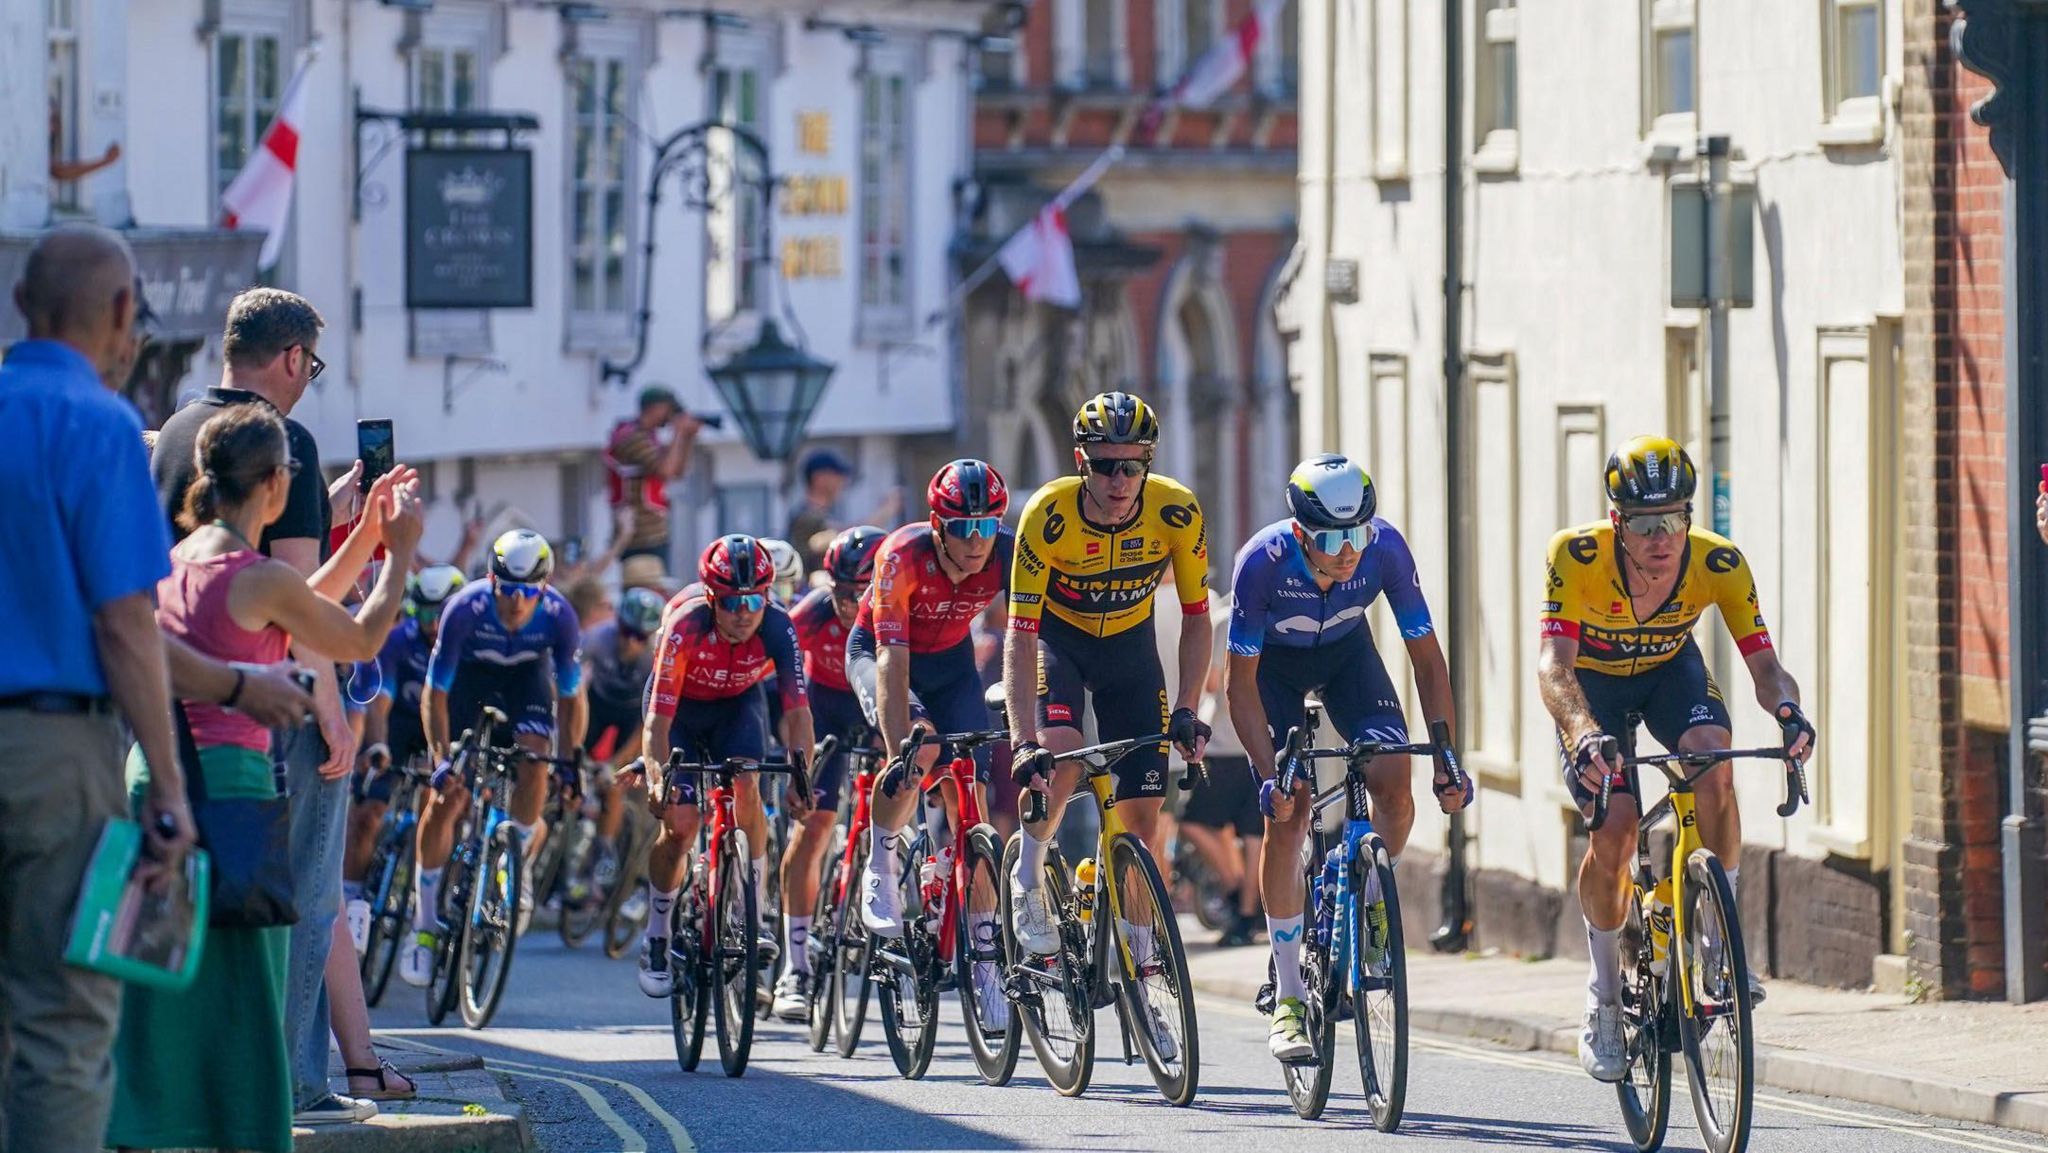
[2,0,993,564]
[1291,0,1908,975]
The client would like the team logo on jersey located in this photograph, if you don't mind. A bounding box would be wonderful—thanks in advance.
[1043,511,1067,544]
[1705,547,1741,574]
[1568,536,1600,565]
[1265,536,1287,560]
[1161,503,1196,530]
[1017,544,1047,576]
[1547,563,1564,592]
[1120,537,1143,552]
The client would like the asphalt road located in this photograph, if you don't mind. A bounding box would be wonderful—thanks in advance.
[370,932,2048,1153]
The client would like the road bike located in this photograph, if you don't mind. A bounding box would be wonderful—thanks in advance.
[528,754,593,936]
[871,726,1020,1085]
[808,732,886,1057]
[423,708,538,1030]
[1592,714,1806,1153]
[1006,734,1205,1106]
[359,752,429,1008]
[1171,834,1236,934]
[548,759,645,951]
[656,752,805,1078]
[1268,705,1464,1131]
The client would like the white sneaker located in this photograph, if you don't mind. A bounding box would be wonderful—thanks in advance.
[1269,997,1313,1061]
[398,933,435,988]
[639,937,674,998]
[1136,991,1179,1063]
[772,971,811,1021]
[346,898,373,955]
[860,864,904,939]
[972,961,1010,1035]
[1007,859,1059,956]
[1579,1003,1628,1083]
[515,872,535,937]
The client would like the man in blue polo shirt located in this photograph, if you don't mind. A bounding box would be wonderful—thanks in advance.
[0,225,193,1153]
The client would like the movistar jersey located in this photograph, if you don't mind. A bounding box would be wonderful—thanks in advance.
[372,617,435,709]
[427,581,584,695]
[1227,517,1433,656]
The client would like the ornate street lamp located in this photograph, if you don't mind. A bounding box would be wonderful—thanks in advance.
[705,318,836,462]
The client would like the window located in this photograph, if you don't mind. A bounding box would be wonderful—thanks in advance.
[1372,0,1409,179]
[977,5,1020,89]
[411,13,493,356]
[1821,0,1884,144]
[47,0,81,210]
[1059,0,1125,89]
[1473,0,1518,172]
[566,32,638,345]
[706,36,769,324]
[858,56,913,339]
[1643,0,1696,141]
[214,28,283,203]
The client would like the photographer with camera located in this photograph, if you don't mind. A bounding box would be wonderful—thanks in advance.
[605,386,711,583]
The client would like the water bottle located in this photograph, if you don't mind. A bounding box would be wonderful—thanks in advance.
[919,849,952,920]
[1314,855,1343,946]
[1074,857,1098,924]
[1644,877,1674,979]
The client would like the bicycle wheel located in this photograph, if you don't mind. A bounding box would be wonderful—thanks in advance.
[670,879,710,1073]
[1676,849,1754,1153]
[833,837,876,1058]
[527,806,569,932]
[558,821,604,949]
[425,849,469,1027]
[1352,838,1407,1132]
[360,829,414,1007]
[879,838,940,1079]
[1002,836,1095,1097]
[1617,890,1674,1152]
[1107,833,1199,1105]
[808,827,846,1052]
[459,824,524,1029]
[602,819,651,960]
[1282,841,1338,1120]
[1173,840,1233,933]
[712,830,759,1077]
[957,825,1021,1086]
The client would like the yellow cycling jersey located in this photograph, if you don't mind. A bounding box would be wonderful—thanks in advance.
[1538,522,1773,677]
[1009,474,1210,638]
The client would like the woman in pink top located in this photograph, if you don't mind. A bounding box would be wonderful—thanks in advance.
[109,404,421,1153]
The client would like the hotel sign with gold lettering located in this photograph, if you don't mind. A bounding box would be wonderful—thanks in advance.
[779,110,845,281]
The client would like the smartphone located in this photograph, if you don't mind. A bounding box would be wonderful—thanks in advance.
[357,419,396,494]
[2039,463,2047,490]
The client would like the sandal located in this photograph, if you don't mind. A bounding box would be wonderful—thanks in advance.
[345,1059,417,1101]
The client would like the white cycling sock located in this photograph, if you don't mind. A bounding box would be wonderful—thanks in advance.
[872,823,905,871]
[752,856,769,918]
[1723,866,1739,899]
[414,868,443,933]
[1587,922,1623,1009]
[786,915,813,974]
[648,886,679,941]
[927,808,952,855]
[1269,915,1307,1002]
[1016,832,1052,886]
[342,880,364,903]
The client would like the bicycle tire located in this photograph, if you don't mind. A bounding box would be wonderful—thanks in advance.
[1003,836,1094,1097]
[361,830,414,1007]
[1352,838,1407,1132]
[557,818,605,949]
[425,850,468,1027]
[833,838,876,1058]
[1107,833,1200,1105]
[1173,840,1233,933]
[712,830,759,1077]
[1617,891,1674,1152]
[1677,849,1754,1153]
[957,825,1021,1086]
[459,825,524,1030]
[671,881,710,1072]
[878,838,940,1079]
[602,817,652,960]
[808,832,846,1052]
[1283,833,1339,1120]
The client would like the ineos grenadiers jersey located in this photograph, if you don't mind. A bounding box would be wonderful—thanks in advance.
[790,587,853,692]
[372,617,436,709]
[647,596,808,717]
[856,523,1014,654]
[427,581,584,695]
[581,620,653,713]
[1227,518,1434,656]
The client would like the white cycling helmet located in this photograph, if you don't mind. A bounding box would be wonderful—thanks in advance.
[760,537,804,601]
[490,529,555,583]
[407,564,466,617]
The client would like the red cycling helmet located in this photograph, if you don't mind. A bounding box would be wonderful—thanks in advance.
[927,459,1009,521]
[699,533,774,596]
[822,525,889,584]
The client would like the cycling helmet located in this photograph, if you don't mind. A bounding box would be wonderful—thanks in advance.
[760,538,804,595]
[823,525,888,584]
[699,534,774,596]
[1286,454,1376,530]
[927,459,1010,520]
[617,586,666,638]
[1072,391,1160,446]
[490,529,554,583]
[1604,435,1698,510]
[407,564,466,616]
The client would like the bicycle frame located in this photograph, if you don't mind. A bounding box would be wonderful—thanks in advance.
[901,730,1005,964]
[659,757,806,971]
[831,755,880,908]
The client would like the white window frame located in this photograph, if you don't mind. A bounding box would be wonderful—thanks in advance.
[47,0,82,211]
[210,2,290,207]
[411,3,495,358]
[1472,0,1518,175]
[1819,0,1885,146]
[1256,0,1301,99]
[1157,0,1222,90]
[563,21,644,352]
[857,41,915,343]
[1371,0,1410,181]
[705,27,773,329]
[1641,0,1697,149]
[1459,350,1522,789]
[1057,0,1129,90]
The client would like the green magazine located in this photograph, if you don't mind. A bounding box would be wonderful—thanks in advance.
[63,818,208,990]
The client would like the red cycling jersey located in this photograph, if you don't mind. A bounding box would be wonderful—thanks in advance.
[647,595,808,717]
[789,587,852,693]
[854,523,1014,654]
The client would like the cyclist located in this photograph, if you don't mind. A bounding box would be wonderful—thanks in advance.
[634,535,816,999]
[772,524,886,1020]
[1224,455,1470,1061]
[762,537,806,606]
[576,586,668,893]
[343,564,464,945]
[1537,436,1815,1083]
[1003,393,1212,1054]
[399,531,587,986]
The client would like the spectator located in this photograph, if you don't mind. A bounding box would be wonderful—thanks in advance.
[149,287,383,1125]
[0,223,191,1153]
[604,385,705,576]
[108,404,422,1152]
[786,448,906,574]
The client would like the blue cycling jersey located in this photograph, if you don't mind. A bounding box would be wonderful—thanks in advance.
[1227,517,1434,656]
[427,581,584,695]
[369,617,435,709]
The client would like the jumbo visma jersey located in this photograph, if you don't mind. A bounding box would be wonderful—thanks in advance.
[1009,474,1210,638]
[1538,522,1773,677]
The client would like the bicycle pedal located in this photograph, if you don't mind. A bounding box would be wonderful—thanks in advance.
[1278,1053,1322,1068]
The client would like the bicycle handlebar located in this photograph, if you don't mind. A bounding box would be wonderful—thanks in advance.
[1018,732,1204,825]
[656,750,808,808]
[878,725,1014,800]
[1274,718,1465,807]
[1585,738,1807,832]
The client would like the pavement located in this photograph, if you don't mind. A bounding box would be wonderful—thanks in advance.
[1185,932,2048,1138]
[290,1043,533,1152]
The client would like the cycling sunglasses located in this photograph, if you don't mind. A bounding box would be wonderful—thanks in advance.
[1619,509,1691,537]
[716,593,768,614]
[941,515,1001,540]
[1299,523,1374,554]
[494,580,545,600]
[1082,456,1148,479]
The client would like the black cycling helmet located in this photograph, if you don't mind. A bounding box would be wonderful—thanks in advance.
[1285,454,1376,530]
[617,587,666,638]
[823,525,888,584]
[1604,435,1698,510]
[1072,391,1161,446]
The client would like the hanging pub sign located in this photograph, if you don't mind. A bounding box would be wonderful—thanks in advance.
[405,147,533,310]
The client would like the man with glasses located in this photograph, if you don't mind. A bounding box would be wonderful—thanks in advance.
[634,535,816,999]
[1537,435,1815,1083]
[849,462,1015,953]
[400,531,587,987]
[1222,454,1469,1062]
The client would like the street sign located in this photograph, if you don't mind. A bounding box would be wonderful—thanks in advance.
[405,148,534,310]
[1669,176,1756,309]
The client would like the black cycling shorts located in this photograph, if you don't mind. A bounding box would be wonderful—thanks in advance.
[807,685,874,809]
[1180,753,1260,837]
[1560,637,1731,807]
[354,705,429,804]
[846,628,993,782]
[448,661,556,743]
[583,689,642,762]
[1036,614,1170,801]
[664,686,771,808]
[1254,628,1409,752]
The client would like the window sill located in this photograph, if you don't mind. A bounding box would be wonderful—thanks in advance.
[1641,112,1698,167]
[856,312,915,348]
[1471,129,1519,176]
[1817,115,1884,149]
[564,312,633,355]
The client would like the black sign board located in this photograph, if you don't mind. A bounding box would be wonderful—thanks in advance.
[405,148,533,310]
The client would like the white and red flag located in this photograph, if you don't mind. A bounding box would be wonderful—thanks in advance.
[1168,0,1285,109]
[997,203,1082,309]
[220,52,315,270]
